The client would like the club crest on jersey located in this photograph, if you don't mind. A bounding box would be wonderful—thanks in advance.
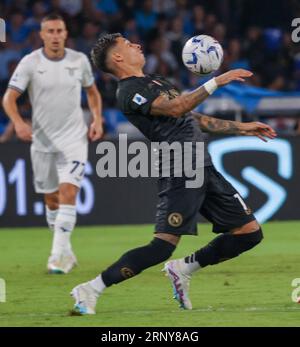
[65,67,78,76]
[132,93,147,105]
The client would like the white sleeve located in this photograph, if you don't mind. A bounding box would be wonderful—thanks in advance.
[8,55,32,93]
[81,54,94,88]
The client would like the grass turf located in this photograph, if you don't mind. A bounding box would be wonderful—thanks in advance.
[0,221,299,327]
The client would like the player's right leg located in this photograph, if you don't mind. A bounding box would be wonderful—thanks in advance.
[156,176,206,310]
[30,147,66,273]
[70,232,179,315]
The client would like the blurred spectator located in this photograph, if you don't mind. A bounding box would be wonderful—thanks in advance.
[92,0,121,29]
[191,5,205,35]
[123,18,140,43]
[60,0,83,17]
[24,1,48,32]
[7,12,31,47]
[152,0,177,17]
[167,16,189,66]
[134,0,157,39]
[0,0,300,138]
[226,39,250,71]
[144,36,178,77]
[0,39,22,81]
[76,21,101,56]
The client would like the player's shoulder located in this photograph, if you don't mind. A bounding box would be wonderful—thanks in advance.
[150,74,174,86]
[18,49,42,66]
[118,76,150,93]
[65,48,89,63]
[116,77,144,103]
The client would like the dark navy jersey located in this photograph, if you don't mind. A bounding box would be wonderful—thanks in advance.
[116,74,212,167]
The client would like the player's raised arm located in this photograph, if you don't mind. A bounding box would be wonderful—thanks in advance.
[150,69,253,118]
[2,88,32,142]
[192,112,277,142]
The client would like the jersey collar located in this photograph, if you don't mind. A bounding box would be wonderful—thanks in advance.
[42,48,67,62]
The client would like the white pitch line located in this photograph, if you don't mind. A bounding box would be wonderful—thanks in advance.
[0,306,300,319]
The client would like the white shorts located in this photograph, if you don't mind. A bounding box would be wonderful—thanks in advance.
[30,140,88,194]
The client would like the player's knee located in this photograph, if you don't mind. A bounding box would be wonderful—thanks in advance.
[59,183,78,204]
[155,232,180,246]
[46,200,59,210]
[150,237,176,261]
[44,192,59,210]
[251,227,263,246]
[233,227,263,254]
[231,220,261,234]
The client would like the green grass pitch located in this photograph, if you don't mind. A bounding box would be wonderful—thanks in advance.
[0,221,299,327]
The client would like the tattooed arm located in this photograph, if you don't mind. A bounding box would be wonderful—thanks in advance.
[150,69,252,117]
[192,112,277,142]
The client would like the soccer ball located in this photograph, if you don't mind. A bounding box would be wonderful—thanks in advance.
[182,35,224,76]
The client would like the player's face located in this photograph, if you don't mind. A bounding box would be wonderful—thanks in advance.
[40,20,68,52]
[114,37,145,68]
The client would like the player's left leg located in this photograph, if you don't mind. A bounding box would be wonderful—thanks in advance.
[174,220,262,275]
[44,191,59,232]
[49,183,79,273]
[165,166,263,307]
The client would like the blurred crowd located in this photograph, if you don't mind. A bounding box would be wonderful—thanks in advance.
[1,0,300,140]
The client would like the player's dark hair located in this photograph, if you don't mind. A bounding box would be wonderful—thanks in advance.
[41,13,65,24]
[91,33,122,73]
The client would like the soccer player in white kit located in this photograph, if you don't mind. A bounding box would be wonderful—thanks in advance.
[2,14,103,274]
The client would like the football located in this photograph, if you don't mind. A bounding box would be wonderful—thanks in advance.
[182,35,224,76]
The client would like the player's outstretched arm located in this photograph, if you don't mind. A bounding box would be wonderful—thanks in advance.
[150,69,252,118]
[192,112,277,142]
[2,88,32,142]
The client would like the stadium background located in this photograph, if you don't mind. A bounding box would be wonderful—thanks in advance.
[0,0,300,328]
[0,0,299,226]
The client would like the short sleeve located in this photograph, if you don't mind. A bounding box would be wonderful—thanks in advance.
[122,79,161,116]
[81,54,94,88]
[8,55,32,93]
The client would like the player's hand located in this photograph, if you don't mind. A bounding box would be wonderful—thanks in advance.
[239,122,277,142]
[215,69,253,86]
[89,119,104,142]
[15,121,32,142]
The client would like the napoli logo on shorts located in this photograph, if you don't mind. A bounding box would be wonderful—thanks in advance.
[120,267,135,279]
[168,212,183,227]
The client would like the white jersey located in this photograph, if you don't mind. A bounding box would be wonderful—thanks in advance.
[8,48,94,152]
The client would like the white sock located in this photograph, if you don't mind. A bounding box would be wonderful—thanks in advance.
[89,275,106,295]
[46,206,58,232]
[179,255,201,275]
[51,204,76,256]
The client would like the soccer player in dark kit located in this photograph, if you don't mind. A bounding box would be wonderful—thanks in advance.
[70,34,277,314]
